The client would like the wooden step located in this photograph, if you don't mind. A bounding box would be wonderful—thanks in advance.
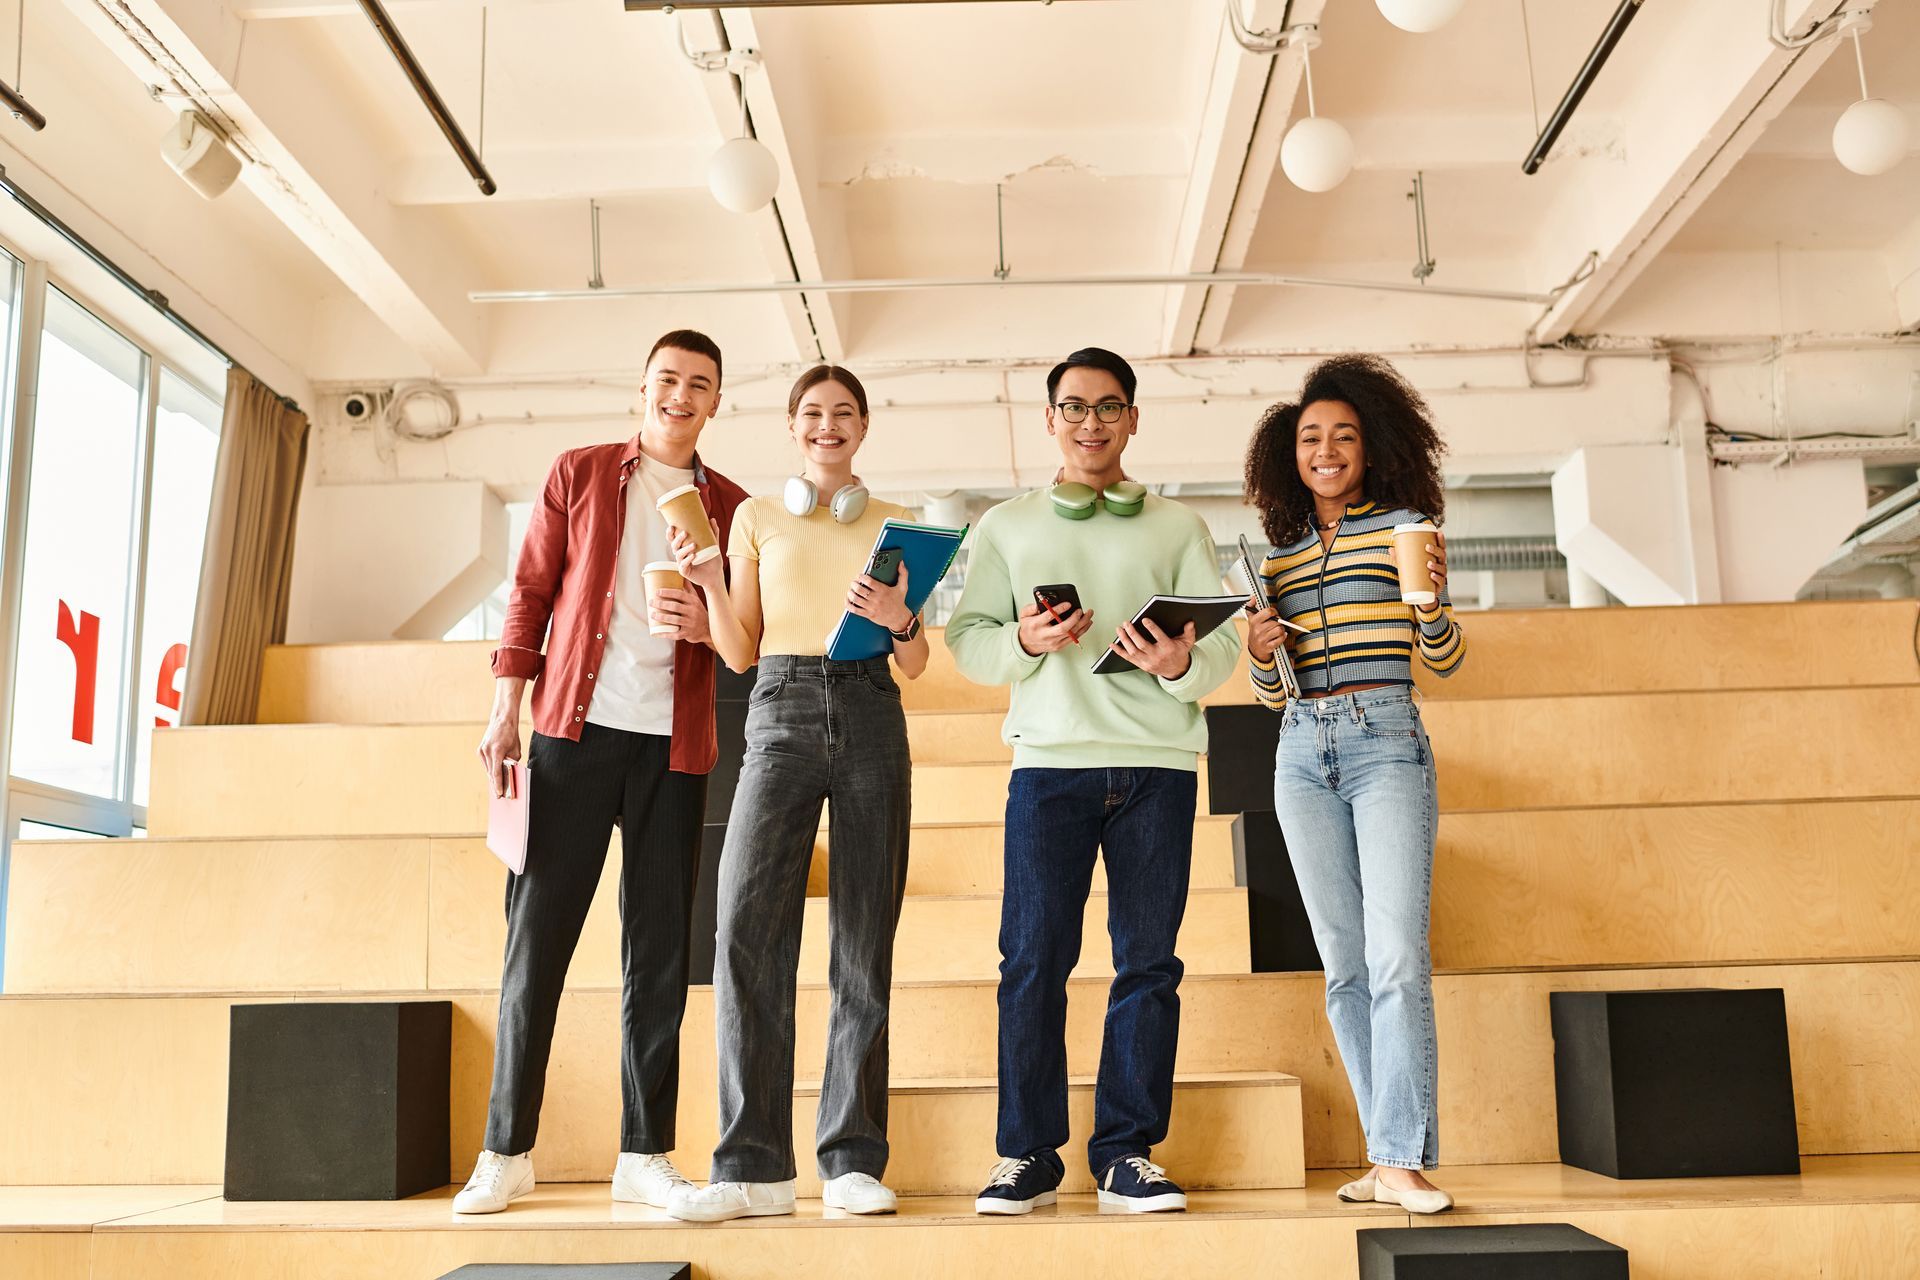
[8,959,1917,1185]
[152,685,1920,838]
[1419,685,1920,812]
[12,1156,1918,1280]
[27,792,1915,995]
[1430,797,1920,969]
[255,604,1920,727]
[5,834,1246,994]
[0,987,1296,1191]
[147,725,1213,836]
[823,817,1240,897]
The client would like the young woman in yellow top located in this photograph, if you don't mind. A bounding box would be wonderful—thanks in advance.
[666,365,925,1222]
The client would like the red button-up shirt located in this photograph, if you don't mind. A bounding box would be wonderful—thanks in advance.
[490,433,748,775]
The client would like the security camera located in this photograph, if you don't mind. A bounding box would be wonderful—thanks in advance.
[342,392,375,421]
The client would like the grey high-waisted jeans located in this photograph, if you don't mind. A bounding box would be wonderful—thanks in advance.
[709,654,912,1183]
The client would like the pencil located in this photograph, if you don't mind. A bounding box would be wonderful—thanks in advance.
[1042,599,1082,646]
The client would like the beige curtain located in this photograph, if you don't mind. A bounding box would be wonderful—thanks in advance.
[180,367,310,726]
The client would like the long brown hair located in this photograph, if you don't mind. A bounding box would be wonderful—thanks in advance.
[1244,354,1447,547]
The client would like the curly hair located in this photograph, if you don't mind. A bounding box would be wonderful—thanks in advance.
[1244,353,1448,547]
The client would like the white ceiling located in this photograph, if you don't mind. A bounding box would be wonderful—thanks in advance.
[14,0,1920,383]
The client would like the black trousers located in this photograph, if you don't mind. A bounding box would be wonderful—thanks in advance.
[483,723,707,1156]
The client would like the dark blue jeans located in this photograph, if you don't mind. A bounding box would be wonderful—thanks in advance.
[996,766,1197,1176]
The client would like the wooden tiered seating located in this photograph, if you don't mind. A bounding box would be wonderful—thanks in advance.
[4,599,1919,1279]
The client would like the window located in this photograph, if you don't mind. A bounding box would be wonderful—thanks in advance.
[10,288,147,799]
[133,371,220,806]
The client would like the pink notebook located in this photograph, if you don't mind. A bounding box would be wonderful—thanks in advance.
[487,761,532,874]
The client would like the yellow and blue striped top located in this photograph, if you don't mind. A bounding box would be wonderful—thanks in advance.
[1247,500,1465,707]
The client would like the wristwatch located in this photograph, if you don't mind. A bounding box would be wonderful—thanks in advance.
[889,614,923,643]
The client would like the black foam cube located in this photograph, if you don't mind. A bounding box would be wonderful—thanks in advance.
[225,1001,450,1200]
[1204,704,1282,814]
[1551,988,1799,1179]
[1233,813,1322,972]
[437,1267,690,1280]
[1358,1224,1628,1279]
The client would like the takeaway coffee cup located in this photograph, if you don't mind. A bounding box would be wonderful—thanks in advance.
[656,484,720,565]
[643,562,687,636]
[1393,522,1439,606]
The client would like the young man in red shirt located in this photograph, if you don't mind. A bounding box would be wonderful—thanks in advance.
[455,330,750,1214]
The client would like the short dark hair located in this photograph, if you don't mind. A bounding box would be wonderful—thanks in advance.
[1046,346,1137,404]
[786,364,869,419]
[646,329,723,387]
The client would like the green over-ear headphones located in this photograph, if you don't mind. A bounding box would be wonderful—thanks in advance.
[1050,480,1147,520]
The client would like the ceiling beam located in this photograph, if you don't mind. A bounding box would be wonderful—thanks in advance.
[1188,0,1326,355]
[64,0,492,374]
[1528,0,1873,343]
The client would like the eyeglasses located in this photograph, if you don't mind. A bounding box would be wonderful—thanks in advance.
[1053,401,1131,424]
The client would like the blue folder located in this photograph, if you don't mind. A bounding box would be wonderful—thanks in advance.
[824,519,969,661]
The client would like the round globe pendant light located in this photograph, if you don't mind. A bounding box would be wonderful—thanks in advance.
[1376,0,1466,34]
[1279,33,1353,192]
[1831,27,1909,177]
[708,135,780,213]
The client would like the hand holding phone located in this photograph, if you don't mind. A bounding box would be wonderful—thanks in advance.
[865,546,904,587]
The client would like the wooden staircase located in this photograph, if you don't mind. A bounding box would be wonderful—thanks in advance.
[4,598,1918,1278]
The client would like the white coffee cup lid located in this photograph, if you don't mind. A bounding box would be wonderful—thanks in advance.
[643,561,682,574]
[655,483,700,505]
[1393,522,1438,535]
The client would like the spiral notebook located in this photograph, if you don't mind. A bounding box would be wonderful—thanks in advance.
[824,519,970,661]
[1238,534,1301,701]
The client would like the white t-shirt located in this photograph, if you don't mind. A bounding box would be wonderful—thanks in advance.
[585,450,691,735]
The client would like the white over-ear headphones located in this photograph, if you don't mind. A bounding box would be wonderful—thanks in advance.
[784,475,869,524]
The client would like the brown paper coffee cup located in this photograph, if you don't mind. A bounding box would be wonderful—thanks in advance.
[1392,522,1439,606]
[643,562,687,636]
[656,484,720,565]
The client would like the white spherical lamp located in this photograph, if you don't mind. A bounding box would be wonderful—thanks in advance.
[1281,115,1354,193]
[708,137,780,213]
[1832,98,1909,176]
[1376,0,1466,33]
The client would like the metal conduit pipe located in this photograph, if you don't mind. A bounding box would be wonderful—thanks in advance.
[471,271,1557,306]
[1523,0,1646,175]
[355,0,496,196]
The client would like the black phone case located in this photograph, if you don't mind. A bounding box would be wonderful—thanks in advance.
[867,547,904,586]
[1033,583,1081,614]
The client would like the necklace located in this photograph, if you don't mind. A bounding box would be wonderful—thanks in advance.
[1315,515,1342,531]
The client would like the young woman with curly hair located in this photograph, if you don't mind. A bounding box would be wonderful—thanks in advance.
[1241,353,1466,1214]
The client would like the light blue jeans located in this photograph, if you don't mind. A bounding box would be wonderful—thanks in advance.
[1271,686,1440,1170]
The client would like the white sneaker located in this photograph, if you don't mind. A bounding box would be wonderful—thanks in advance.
[665,1179,797,1223]
[822,1171,898,1215]
[452,1150,534,1215]
[612,1152,692,1208]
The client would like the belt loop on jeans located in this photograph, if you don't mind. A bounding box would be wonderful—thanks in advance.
[1349,698,1362,724]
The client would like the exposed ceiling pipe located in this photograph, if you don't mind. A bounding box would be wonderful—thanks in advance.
[472,271,1556,306]
[1522,0,1646,174]
[354,0,496,196]
[0,81,44,132]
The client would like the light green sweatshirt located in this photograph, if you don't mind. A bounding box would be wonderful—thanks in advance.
[946,488,1239,771]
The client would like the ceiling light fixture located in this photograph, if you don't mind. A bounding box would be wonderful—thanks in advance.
[682,33,780,214]
[1831,17,1910,177]
[1376,0,1465,34]
[1277,27,1353,193]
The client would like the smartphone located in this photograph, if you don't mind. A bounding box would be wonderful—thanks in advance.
[865,546,904,587]
[1033,583,1082,617]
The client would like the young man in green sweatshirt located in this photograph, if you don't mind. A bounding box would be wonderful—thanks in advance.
[947,347,1239,1215]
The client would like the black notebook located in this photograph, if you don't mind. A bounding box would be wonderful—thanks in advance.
[1091,593,1249,676]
